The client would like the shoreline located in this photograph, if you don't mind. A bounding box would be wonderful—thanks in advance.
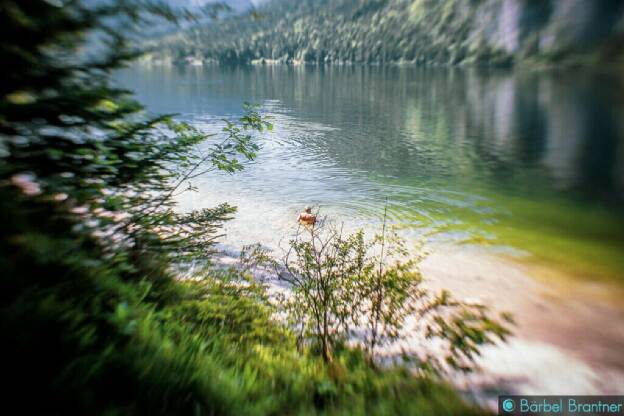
[420,245,624,403]
[139,55,624,75]
[213,242,624,409]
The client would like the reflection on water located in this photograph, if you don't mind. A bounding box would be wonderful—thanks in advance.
[117,65,624,279]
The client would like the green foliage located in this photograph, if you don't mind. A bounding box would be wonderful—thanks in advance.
[360,228,423,358]
[420,290,514,373]
[153,0,624,68]
[276,218,512,372]
[0,0,272,270]
[152,0,503,65]
[279,224,371,361]
[0,193,487,414]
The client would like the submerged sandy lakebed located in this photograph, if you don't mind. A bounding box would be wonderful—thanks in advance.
[420,245,624,406]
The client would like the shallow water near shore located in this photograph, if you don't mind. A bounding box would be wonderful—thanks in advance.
[118,64,624,399]
[118,64,624,282]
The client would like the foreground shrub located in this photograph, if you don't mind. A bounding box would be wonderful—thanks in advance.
[275,218,512,372]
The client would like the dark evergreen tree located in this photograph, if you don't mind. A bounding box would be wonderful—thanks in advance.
[0,1,270,412]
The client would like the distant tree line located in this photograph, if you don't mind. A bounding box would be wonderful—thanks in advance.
[152,0,624,67]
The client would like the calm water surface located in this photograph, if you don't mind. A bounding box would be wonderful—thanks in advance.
[118,65,624,281]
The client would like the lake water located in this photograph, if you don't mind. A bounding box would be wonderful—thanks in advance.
[119,64,624,400]
[119,64,624,283]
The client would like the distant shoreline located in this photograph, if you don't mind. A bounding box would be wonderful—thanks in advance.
[140,53,624,73]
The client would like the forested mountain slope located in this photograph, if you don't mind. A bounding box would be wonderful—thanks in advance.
[151,0,624,67]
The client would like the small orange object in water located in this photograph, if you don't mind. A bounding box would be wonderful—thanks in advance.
[297,206,317,225]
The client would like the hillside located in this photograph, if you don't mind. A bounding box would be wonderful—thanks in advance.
[151,0,624,67]
[166,0,255,12]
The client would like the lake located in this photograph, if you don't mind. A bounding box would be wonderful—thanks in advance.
[119,64,624,400]
[119,64,624,282]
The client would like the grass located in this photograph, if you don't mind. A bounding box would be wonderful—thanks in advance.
[1,193,489,415]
